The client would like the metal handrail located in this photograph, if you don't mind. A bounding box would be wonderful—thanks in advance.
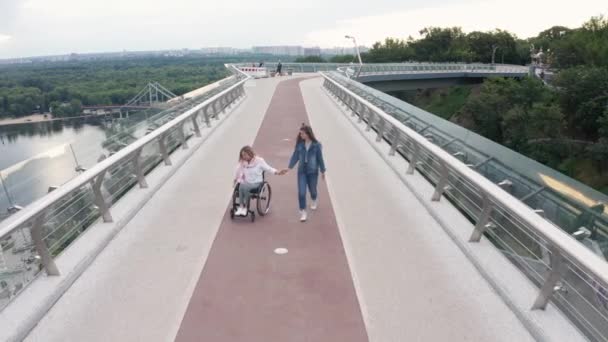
[321,72,608,308]
[0,65,250,261]
[354,63,528,75]
[235,62,528,80]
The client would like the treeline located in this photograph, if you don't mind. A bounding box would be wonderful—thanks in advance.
[0,57,232,118]
[299,15,608,68]
[456,17,608,193]
[374,15,608,192]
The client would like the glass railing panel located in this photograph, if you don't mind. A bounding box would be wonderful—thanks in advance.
[43,184,99,256]
[0,225,41,310]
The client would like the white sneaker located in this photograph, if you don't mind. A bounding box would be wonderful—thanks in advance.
[300,210,307,222]
[237,207,247,216]
[311,200,318,210]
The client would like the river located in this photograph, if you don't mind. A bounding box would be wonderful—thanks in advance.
[0,118,113,220]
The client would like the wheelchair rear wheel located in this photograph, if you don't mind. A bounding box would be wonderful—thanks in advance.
[256,182,272,216]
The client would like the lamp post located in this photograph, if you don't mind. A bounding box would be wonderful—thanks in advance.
[491,45,499,65]
[344,35,363,65]
[345,35,363,78]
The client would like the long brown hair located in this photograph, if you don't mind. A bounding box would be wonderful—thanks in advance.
[296,123,318,146]
[239,145,255,161]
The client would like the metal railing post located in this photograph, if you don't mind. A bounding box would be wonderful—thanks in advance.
[532,246,567,310]
[192,112,202,137]
[469,194,493,242]
[158,135,172,166]
[132,148,148,189]
[30,211,60,276]
[92,171,113,222]
[203,105,211,127]
[431,161,450,201]
[215,98,223,119]
[376,119,386,142]
[226,92,234,109]
[357,103,365,123]
[178,123,188,150]
[221,95,229,113]
[365,109,373,132]
[388,127,401,156]
[407,142,420,175]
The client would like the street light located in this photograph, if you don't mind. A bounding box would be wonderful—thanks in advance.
[491,45,499,65]
[344,35,363,65]
[345,35,363,78]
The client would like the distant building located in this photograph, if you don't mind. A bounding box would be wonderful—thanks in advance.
[304,47,321,56]
[252,46,304,56]
[321,46,369,56]
[200,47,237,55]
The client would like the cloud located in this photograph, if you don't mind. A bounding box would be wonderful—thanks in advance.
[0,34,12,44]
[0,1,20,30]
[304,0,608,47]
[0,0,605,58]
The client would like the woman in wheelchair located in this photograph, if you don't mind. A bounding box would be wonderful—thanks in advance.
[233,146,281,217]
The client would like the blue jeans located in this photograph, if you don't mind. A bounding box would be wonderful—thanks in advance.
[297,172,318,210]
[238,182,261,207]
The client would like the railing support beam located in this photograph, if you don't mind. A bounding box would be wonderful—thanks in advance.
[30,211,60,276]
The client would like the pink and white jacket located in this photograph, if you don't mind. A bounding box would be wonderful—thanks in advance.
[234,157,277,184]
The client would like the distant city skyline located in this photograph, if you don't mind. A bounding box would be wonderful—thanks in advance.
[0,0,605,59]
[0,45,371,65]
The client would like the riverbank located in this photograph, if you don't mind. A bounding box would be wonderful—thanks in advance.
[0,114,54,126]
[0,114,111,127]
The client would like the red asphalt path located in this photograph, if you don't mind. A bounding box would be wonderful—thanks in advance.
[175,78,368,342]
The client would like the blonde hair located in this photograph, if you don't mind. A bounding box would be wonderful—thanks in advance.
[239,145,255,161]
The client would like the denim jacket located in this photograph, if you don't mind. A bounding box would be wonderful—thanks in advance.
[288,142,326,174]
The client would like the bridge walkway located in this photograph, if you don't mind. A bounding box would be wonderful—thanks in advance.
[25,76,536,342]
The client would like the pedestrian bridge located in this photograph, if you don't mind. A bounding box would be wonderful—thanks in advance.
[0,64,606,342]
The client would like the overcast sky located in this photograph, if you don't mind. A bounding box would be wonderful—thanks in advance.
[0,0,606,58]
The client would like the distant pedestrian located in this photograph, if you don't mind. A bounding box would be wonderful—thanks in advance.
[276,60,283,76]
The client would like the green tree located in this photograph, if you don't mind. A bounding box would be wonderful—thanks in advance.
[0,57,230,119]
[329,55,356,63]
[589,110,608,171]
[455,77,558,146]
[2,96,8,114]
[466,30,519,64]
[554,66,608,139]
[364,37,414,62]
[411,27,471,62]
[70,99,82,115]
[548,16,608,68]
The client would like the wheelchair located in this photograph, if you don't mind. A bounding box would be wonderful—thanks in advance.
[229,172,272,222]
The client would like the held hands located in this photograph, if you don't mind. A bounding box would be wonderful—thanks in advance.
[275,169,325,180]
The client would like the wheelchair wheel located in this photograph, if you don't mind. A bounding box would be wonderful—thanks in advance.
[256,182,272,216]
[230,185,239,219]
[250,211,255,222]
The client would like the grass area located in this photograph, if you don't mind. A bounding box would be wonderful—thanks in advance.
[418,86,473,119]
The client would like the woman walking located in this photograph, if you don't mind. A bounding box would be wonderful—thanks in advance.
[283,124,326,222]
